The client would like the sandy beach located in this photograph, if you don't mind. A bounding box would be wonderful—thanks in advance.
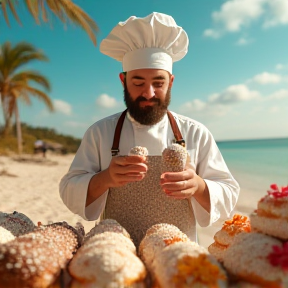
[0,153,258,249]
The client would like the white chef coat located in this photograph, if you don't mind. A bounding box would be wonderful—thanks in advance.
[59,111,240,228]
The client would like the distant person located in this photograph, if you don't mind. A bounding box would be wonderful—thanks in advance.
[34,140,47,158]
[59,12,240,246]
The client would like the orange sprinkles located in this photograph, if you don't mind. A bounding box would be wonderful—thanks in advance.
[222,214,251,235]
[173,254,226,287]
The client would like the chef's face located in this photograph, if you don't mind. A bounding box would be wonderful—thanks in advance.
[120,69,174,125]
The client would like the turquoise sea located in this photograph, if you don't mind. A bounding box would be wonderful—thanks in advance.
[216,138,288,194]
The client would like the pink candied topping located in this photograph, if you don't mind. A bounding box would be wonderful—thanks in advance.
[267,242,288,271]
[267,184,288,198]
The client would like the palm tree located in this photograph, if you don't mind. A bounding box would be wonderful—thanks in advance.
[0,0,98,45]
[0,41,53,154]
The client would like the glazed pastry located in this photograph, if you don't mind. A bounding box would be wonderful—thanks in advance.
[69,220,146,288]
[250,184,288,240]
[139,223,189,274]
[84,231,136,254]
[208,214,251,262]
[84,218,131,242]
[154,241,227,288]
[223,232,288,287]
[161,144,188,172]
[0,211,35,236]
[128,146,148,158]
[0,221,83,288]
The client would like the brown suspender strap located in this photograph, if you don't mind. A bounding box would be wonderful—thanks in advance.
[111,110,185,156]
[167,111,186,147]
[111,109,128,156]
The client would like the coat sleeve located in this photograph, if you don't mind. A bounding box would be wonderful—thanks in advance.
[190,126,240,227]
[59,125,108,221]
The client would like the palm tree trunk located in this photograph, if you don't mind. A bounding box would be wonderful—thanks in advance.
[14,101,23,155]
[1,95,12,137]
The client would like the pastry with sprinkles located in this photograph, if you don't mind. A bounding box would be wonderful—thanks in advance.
[84,218,131,242]
[0,221,84,288]
[69,220,146,288]
[223,232,288,287]
[128,146,148,158]
[250,184,288,240]
[139,223,190,275]
[154,241,228,288]
[0,211,36,237]
[208,214,251,262]
[161,143,188,172]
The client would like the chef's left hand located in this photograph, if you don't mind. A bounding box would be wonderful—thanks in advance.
[160,168,205,199]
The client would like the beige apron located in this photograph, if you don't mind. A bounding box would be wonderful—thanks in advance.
[104,110,196,248]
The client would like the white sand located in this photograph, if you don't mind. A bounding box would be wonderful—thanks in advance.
[0,153,95,234]
[0,153,260,248]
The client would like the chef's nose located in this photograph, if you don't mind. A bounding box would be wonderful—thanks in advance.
[142,84,155,99]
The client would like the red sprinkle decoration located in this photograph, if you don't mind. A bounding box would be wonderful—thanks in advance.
[267,242,288,271]
[267,184,288,198]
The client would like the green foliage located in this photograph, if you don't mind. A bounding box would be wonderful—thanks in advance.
[0,123,81,155]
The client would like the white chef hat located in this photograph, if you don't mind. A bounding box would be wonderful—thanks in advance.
[100,12,189,74]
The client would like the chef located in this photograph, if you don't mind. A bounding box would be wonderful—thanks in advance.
[59,12,240,247]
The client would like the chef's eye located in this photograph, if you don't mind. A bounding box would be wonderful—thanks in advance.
[134,82,144,86]
[153,82,164,88]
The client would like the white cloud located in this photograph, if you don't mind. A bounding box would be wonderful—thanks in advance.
[53,99,72,115]
[180,99,207,112]
[96,94,118,108]
[250,72,283,84]
[204,0,288,38]
[203,29,221,39]
[208,84,260,104]
[263,0,288,28]
[275,64,285,70]
[235,37,253,46]
[177,84,260,120]
[268,89,288,99]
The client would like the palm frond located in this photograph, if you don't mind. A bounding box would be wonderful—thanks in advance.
[0,41,53,135]
[11,71,51,91]
[1,0,11,26]
[7,0,22,25]
[24,0,40,24]
[0,42,48,77]
[19,86,54,111]
[1,0,99,46]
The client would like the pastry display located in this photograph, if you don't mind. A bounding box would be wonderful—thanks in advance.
[0,183,287,287]
[0,221,84,288]
[223,232,288,287]
[208,214,251,262]
[250,184,288,240]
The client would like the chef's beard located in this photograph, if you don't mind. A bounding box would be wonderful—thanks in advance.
[124,83,171,125]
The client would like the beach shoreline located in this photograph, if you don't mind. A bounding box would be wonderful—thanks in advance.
[0,153,262,248]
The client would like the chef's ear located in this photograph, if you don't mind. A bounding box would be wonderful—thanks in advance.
[119,72,126,87]
[169,74,175,88]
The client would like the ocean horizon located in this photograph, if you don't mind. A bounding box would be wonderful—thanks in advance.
[216,137,288,195]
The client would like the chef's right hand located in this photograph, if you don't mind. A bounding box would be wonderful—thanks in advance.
[108,155,148,187]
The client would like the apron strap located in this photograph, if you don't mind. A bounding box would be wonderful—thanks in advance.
[111,110,185,156]
[167,110,186,147]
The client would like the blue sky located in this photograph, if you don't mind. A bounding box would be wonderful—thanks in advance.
[1,0,288,141]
